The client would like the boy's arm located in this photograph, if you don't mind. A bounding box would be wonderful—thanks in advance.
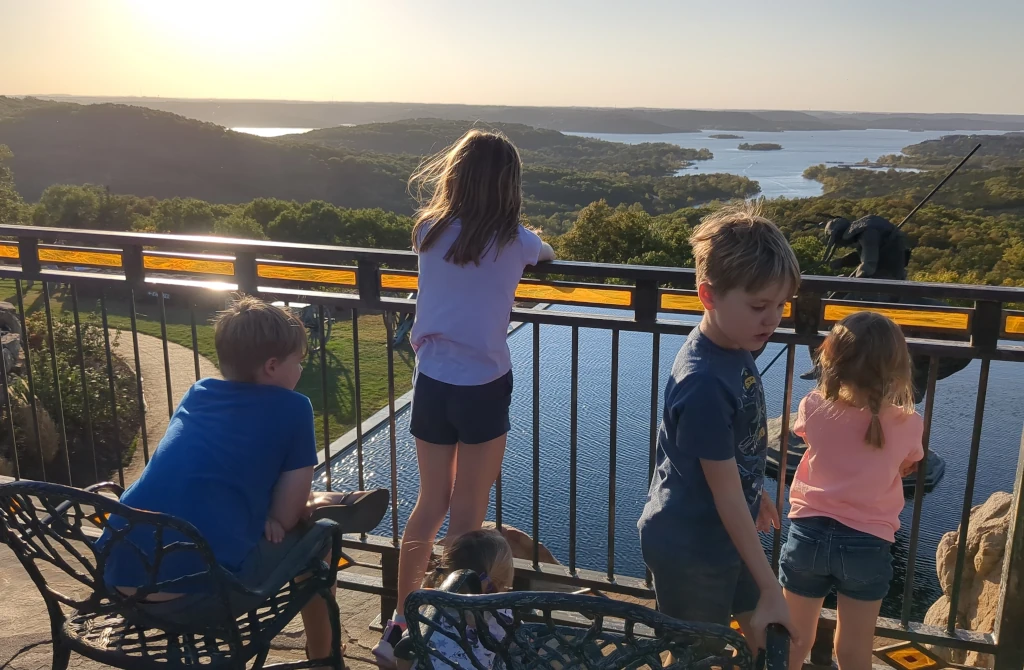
[266,397,319,535]
[702,459,797,650]
[267,466,314,533]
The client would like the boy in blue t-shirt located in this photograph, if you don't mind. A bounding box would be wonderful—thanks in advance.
[103,296,332,657]
[637,203,802,654]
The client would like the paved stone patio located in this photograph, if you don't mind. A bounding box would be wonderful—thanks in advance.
[0,542,384,670]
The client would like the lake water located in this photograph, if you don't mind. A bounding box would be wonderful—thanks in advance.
[316,307,1024,622]
[232,127,317,137]
[567,129,1007,198]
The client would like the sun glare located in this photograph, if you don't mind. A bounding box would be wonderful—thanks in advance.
[129,0,307,57]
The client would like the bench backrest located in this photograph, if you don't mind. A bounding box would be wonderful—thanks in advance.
[0,480,234,625]
[403,570,760,670]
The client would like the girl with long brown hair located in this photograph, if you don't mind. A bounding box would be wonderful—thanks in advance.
[373,129,554,667]
[779,311,924,670]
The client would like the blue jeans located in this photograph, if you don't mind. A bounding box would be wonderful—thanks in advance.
[779,517,893,602]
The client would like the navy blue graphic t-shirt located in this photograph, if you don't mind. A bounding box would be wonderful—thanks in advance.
[638,328,767,561]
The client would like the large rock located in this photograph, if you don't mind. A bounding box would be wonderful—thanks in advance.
[481,521,560,565]
[923,491,1012,668]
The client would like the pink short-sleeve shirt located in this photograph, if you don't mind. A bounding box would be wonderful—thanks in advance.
[789,391,924,542]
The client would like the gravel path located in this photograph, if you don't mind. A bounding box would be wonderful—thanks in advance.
[110,329,220,485]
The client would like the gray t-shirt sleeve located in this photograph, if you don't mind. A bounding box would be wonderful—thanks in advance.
[671,372,737,462]
[518,225,544,267]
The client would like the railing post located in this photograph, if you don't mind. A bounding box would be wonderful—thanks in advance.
[17,237,40,279]
[234,251,258,295]
[121,244,145,287]
[357,260,382,309]
[993,423,1024,670]
[794,290,822,338]
[971,300,1001,353]
[380,545,399,628]
[634,279,658,324]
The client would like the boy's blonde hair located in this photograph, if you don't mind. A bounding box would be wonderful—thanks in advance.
[816,311,916,449]
[214,295,307,382]
[690,201,801,296]
[409,129,523,267]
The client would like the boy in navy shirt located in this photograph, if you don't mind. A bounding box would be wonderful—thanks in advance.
[638,202,802,653]
[104,296,332,657]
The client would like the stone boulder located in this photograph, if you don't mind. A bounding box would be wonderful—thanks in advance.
[924,491,1012,668]
[0,384,61,478]
[481,521,560,565]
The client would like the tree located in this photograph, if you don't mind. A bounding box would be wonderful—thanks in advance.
[213,212,267,240]
[0,145,24,225]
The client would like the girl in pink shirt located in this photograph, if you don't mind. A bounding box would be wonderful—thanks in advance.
[780,312,924,670]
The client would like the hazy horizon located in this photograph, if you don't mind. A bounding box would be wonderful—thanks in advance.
[12,94,1024,119]
[3,0,1023,115]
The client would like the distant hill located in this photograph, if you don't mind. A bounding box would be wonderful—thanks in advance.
[0,100,757,217]
[0,99,411,208]
[290,118,711,176]
[876,132,1024,170]
[30,96,1024,134]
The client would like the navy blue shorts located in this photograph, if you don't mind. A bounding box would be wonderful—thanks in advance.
[779,517,893,602]
[409,370,512,445]
[641,538,760,626]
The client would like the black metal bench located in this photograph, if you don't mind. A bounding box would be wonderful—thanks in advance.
[0,480,346,670]
[397,570,789,669]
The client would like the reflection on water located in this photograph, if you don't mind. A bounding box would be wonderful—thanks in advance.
[317,308,1023,622]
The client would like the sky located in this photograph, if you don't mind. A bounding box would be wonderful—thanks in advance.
[2,0,1023,115]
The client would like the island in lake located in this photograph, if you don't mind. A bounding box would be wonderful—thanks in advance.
[738,142,783,151]
[709,133,743,139]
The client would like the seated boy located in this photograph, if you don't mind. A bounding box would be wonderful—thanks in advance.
[637,202,802,653]
[102,296,333,657]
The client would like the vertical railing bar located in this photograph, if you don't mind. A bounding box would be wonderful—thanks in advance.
[902,356,940,628]
[771,344,796,572]
[947,357,992,634]
[384,311,399,545]
[189,302,201,382]
[127,289,150,464]
[532,321,541,571]
[351,310,365,492]
[569,325,579,577]
[158,292,174,419]
[495,471,503,531]
[0,320,21,480]
[71,285,98,484]
[646,331,660,587]
[40,281,72,485]
[607,328,619,581]
[100,292,125,489]
[648,332,660,485]
[318,305,332,492]
[14,280,45,479]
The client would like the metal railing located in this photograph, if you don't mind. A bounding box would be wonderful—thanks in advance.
[0,224,1022,668]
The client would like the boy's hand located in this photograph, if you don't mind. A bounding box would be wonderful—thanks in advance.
[756,493,780,533]
[748,587,799,653]
[264,518,285,544]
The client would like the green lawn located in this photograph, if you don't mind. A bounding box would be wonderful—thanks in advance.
[0,280,415,445]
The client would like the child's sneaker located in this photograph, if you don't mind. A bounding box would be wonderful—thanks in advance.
[372,619,406,669]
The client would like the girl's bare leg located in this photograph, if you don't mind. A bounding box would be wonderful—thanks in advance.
[445,434,507,540]
[835,594,882,670]
[395,440,457,615]
[783,588,826,669]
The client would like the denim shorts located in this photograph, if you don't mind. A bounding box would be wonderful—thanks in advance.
[779,517,893,602]
[410,370,512,445]
[642,538,760,626]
